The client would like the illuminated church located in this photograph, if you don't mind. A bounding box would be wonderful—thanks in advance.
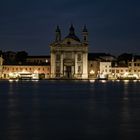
[50,25,88,79]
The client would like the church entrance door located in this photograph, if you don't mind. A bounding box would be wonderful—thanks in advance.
[66,66,72,78]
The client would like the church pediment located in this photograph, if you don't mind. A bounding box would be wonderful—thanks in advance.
[61,38,81,45]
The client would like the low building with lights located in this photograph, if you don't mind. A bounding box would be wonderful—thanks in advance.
[111,66,129,79]
[1,54,51,80]
[50,25,88,79]
[127,58,140,79]
[2,64,50,79]
[88,53,116,79]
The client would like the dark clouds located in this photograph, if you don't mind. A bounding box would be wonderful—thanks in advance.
[0,0,140,55]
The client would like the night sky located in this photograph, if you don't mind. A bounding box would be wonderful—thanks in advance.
[0,0,140,55]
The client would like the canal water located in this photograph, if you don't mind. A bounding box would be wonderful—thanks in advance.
[0,80,140,140]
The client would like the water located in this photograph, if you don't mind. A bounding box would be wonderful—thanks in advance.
[0,80,140,140]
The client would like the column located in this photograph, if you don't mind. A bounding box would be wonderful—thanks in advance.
[51,52,56,78]
[75,52,78,77]
[60,53,63,77]
[82,53,88,79]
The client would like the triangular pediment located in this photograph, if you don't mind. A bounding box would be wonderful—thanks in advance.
[61,38,81,45]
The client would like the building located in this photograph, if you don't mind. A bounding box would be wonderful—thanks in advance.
[0,55,3,78]
[88,53,116,79]
[111,66,129,79]
[50,25,88,79]
[26,55,50,65]
[99,62,112,79]
[88,54,100,79]
[2,64,50,79]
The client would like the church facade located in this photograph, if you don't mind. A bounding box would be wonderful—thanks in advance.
[50,25,88,79]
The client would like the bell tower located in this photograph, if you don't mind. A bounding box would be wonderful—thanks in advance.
[82,25,88,44]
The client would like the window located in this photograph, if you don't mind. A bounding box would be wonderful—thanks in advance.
[116,70,119,73]
[77,54,82,61]
[112,70,115,73]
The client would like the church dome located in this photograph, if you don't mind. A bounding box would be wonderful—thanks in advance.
[65,25,80,42]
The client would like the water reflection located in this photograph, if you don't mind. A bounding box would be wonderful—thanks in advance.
[1,80,140,140]
[9,82,15,95]
[89,80,95,83]
[99,80,107,83]
[123,80,130,84]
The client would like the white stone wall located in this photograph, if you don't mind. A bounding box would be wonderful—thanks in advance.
[100,62,112,75]
[82,53,88,78]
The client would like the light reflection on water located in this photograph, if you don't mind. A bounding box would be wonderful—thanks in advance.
[0,80,140,140]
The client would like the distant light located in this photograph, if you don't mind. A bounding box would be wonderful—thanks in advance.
[46,59,48,63]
